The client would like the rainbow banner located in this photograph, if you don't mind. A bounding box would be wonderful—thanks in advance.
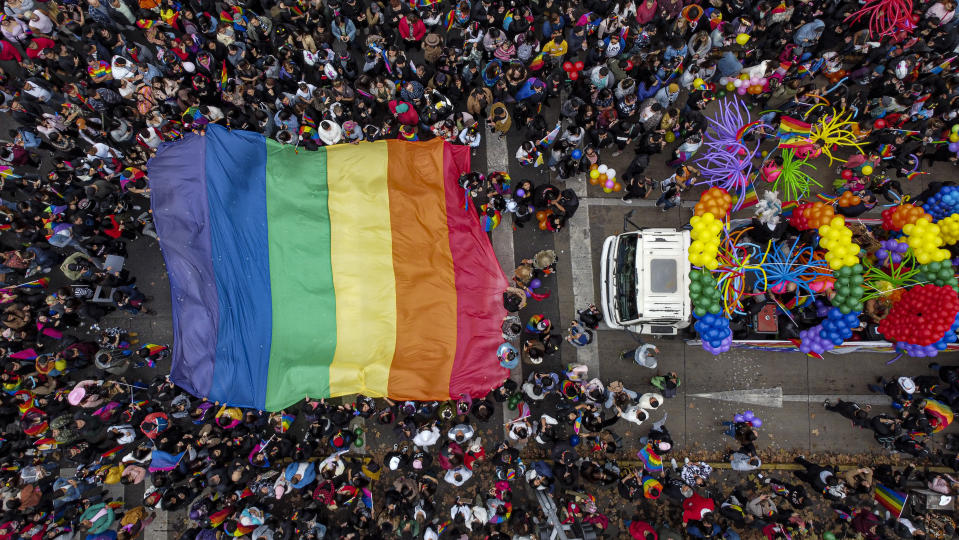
[148,126,508,411]
[874,484,907,517]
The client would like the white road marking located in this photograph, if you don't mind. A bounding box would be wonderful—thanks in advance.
[688,386,892,408]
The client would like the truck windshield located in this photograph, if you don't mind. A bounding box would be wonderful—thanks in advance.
[616,235,639,322]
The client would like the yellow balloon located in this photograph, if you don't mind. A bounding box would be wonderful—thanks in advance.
[951,133,959,143]
[736,33,750,45]
[861,165,873,175]
[590,170,599,179]
[693,78,705,89]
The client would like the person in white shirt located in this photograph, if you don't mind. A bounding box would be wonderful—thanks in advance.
[22,80,52,103]
[444,466,472,486]
[412,424,441,448]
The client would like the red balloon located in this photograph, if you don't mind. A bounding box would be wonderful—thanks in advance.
[874,118,886,130]
[562,62,574,72]
[910,13,920,24]
[841,169,853,180]
[574,61,585,71]
[569,70,579,80]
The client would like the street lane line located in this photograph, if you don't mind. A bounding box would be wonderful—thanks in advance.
[567,175,601,377]
[486,126,522,434]
[689,386,893,407]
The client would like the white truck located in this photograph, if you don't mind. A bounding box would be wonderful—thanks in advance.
[600,229,692,335]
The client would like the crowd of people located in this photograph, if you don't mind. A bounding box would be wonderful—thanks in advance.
[0,0,959,536]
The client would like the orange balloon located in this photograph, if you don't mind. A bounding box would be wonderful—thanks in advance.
[536,210,547,221]
[538,220,548,230]
[599,174,608,182]
[613,182,623,192]
[589,175,600,185]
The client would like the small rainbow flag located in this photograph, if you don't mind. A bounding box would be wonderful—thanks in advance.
[731,182,759,210]
[100,446,125,461]
[642,475,662,499]
[280,413,294,432]
[923,399,953,433]
[637,443,662,473]
[443,9,455,31]
[875,484,907,517]
[136,19,156,28]
[87,61,111,79]
[528,51,545,72]
[220,60,228,89]
[209,507,231,527]
[779,116,811,136]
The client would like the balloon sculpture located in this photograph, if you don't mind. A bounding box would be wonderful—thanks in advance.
[562,61,585,81]
[588,163,622,193]
[695,97,771,210]
[921,185,959,220]
[843,0,916,39]
[879,284,959,357]
[903,218,950,265]
[694,187,733,219]
[732,410,763,428]
[689,190,734,354]
[798,215,866,355]
[772,149,819,201]
[875,239,908,266]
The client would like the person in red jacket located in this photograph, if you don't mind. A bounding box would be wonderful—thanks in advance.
[0,40,21,62]
[25,37,55,59]
[388,100,419,126]
[682,492,715,524]
[398,13,425,51]
[628,518,657,540]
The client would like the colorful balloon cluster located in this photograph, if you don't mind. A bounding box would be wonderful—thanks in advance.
[799,308,862,356]
[879,284,959,357]
[921,186,959,221]
[881,203,930,231]
[788,201,835,230]
[689,213,723,270]
[875,239,908,266]
[719,73,769,96]
[732,410,762,427]
[689,270,724,317]
[562,61,585,81]
[903,218,950,265]
[937,214,959,245]
[837,191,862,208]
[819,216,861,270]
[916,260,959,292]
[588,164,621,193]
[693,187,733,219]
[831,264,866,314]
[694,312,732,354]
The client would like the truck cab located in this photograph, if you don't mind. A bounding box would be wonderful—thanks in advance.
[600,229,691,335]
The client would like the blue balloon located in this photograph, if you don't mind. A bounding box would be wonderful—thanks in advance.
[733,414,745,422]
[743,410,755,420]
[571,149,583,160]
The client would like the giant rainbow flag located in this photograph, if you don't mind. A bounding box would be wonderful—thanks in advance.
[148,125,508,411]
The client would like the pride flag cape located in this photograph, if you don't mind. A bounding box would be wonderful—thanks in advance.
[874,484,907,517]
[148,126,508,411]
[923,399,953,433]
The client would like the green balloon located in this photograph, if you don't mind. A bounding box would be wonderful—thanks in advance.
[354,427,364,437]
[709,303,722,314]
[690,282,702,294]
[853,264,864,274]
[824,533,837,540]
[354,437,364,447]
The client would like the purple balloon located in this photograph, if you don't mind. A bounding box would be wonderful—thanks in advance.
[516,189,526,197]
[734,414,745,423]
[743,410,755,420]
[750,418,763,427]
[529,278,542,289]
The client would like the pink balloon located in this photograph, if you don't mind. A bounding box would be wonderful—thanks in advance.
[605,180,615,189]
[737,86,748,95]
